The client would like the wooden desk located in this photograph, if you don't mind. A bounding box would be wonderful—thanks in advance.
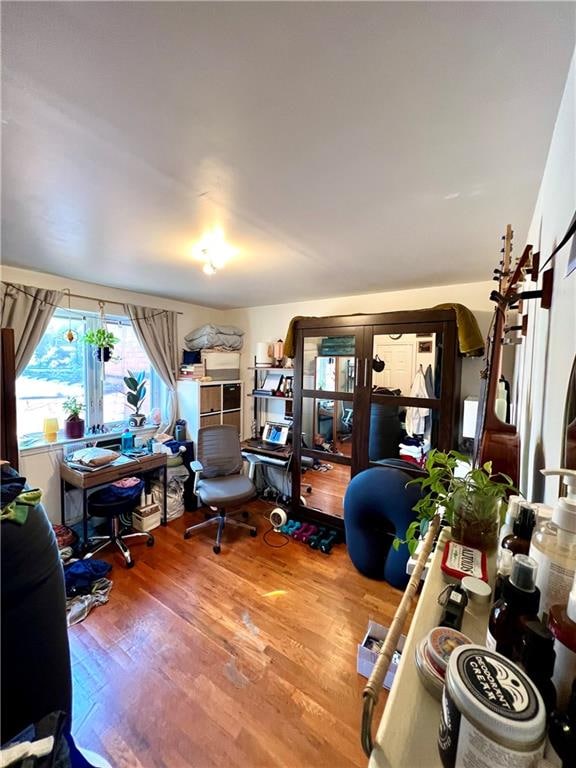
[60,453,168,548]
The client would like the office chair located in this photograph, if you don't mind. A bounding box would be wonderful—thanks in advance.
[184,425,257,554]
[88,488,154,569]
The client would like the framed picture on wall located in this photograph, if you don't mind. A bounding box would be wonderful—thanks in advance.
[418,341,432,353]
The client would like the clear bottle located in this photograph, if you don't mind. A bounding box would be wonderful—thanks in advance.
[548,572,576,710]
[487,554,541,661]
[498,495,522,549]
[530,469,576,619]
[494,548,513,602]
[545,679,576,767]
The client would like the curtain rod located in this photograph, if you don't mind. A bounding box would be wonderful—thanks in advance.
[66,290,184,315]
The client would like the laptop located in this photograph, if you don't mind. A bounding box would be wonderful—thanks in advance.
[248,421,290,451]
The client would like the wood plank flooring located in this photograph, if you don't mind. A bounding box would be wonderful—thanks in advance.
[69,501,409,768]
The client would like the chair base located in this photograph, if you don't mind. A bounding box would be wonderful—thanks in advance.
[184,508,257,553]
[88,516,154,568]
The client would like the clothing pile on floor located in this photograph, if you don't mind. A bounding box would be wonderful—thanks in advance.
[64,559,113,627]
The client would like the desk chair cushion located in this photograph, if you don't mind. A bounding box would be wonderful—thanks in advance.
[196,475,255,507]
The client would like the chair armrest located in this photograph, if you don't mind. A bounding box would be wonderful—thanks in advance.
[190,460,203,493]
[242,452,261,481]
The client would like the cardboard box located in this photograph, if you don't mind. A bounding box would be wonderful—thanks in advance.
[132,503,161,532]
[357,620,406,690]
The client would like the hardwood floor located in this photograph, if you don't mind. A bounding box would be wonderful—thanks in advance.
[69,501,408,768]
[303,463,350,519]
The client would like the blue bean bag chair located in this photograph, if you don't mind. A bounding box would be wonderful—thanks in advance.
[344,461,424,589]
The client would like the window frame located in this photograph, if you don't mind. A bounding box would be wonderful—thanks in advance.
[16,308,166,440]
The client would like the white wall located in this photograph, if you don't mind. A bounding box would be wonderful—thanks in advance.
[0,265,219,350]
[516,51,576,503]
[222,281,494,436]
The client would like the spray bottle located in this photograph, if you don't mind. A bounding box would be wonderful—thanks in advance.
[529,469,576,619]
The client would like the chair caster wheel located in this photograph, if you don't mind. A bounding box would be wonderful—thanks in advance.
[146,536,155,547]
[184,530,191,539]
[213,545,221,554]
[250,528,257,537]
[242,511,249,520]
[126,559,135,569]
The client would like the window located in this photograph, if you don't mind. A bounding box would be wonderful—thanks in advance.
[16,309,166,438]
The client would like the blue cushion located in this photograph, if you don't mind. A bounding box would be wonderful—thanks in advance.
[344,465,423,589]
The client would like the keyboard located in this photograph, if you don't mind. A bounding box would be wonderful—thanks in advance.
[245,440,283,452]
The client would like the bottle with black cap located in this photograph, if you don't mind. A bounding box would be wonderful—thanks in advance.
[502,504,536,556]
[520,618,557,716]
[487,553,541,661]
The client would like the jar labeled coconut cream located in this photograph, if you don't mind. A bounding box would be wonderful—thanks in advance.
[438,645,546,768]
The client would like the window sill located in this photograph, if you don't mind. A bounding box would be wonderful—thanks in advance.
[18,425,158,456]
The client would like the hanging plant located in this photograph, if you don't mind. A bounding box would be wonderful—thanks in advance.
[82,328,120,361]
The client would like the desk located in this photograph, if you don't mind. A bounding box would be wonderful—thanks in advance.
[60,453,168,549]
[368,530,495,768]
[241,440,292,465]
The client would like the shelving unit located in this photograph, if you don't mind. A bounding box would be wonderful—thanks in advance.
[248,364,294,435]
[177,379,243,442]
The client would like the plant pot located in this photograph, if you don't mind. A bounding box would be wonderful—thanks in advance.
[65,418,85,440]
[128,413,147,427]
[450,491,501,553]
[94,347,112,362]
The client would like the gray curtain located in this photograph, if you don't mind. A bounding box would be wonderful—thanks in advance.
[124,304,179,433]
[1,282,63,375]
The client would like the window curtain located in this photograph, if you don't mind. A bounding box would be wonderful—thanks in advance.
[124,304,179,434]
[1,283,63,376]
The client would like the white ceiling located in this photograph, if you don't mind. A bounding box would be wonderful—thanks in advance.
[2,2,575,309]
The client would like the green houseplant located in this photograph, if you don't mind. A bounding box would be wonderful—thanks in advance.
[62,396,85,439]
[83,328,119,362]
[396,449,516,555]
[124,369,147,427]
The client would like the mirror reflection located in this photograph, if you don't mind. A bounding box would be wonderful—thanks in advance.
[301,397,354,457]
[368,402,439,466]
[372,332,441,398]
[303,335,356,393]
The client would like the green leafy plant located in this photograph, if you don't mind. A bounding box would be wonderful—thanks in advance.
[394,449,516,555]
[82,328,120,350]
[62,396,84,421]
[124,370,147,415]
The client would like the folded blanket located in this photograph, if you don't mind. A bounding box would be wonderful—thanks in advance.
[185,323,244,341]
[433,303,484,357]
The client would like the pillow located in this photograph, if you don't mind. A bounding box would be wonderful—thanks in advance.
[184,323,244,343]
[71,447,119,467]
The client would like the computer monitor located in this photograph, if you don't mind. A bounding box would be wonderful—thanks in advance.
[262,422,290,447]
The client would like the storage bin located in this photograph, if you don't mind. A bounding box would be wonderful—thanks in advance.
[132,504,161,532]
[201,351,240,381]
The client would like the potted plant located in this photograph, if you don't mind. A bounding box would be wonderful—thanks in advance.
[62,396,85,439]
[83,328,120,362]
[124,369,147,427]
[396,449,516,555]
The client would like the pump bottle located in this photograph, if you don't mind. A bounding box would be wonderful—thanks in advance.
[529,468,576,618]
[548,572,576,710]
[502,504,536,556]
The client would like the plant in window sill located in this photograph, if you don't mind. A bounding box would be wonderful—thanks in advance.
[125,369,147,427]
[62,396,85,439]
[393,449,516,555]
[82,329,120,362]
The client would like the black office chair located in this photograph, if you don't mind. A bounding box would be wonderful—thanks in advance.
[88,481,154,568]
[184,425,257,554]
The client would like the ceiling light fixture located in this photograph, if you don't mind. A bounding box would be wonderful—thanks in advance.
[192,227,237,275]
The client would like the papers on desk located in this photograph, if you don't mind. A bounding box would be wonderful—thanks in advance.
[65,455,135,472]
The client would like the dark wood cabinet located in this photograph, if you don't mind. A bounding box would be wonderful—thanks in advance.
[290,310,461,522]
